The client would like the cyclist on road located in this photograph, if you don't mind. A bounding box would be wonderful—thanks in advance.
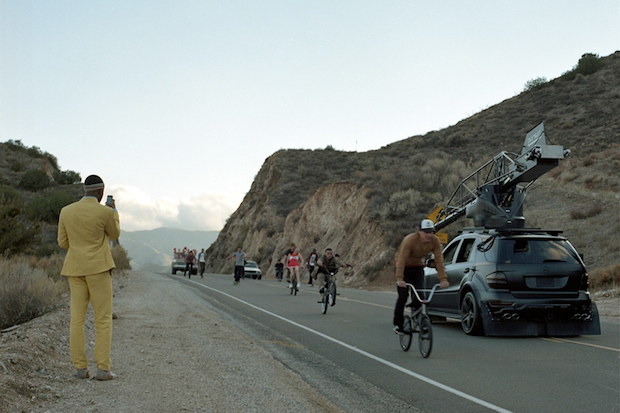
[393,219,449,335]
[311,248,350,293]
[287,246,303,290]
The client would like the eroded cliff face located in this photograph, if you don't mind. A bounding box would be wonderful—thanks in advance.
[206,177,395,287]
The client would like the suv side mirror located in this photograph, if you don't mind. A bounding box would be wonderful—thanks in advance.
[426,258,436,269]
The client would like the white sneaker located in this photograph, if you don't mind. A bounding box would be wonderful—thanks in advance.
[297,283,301,288]
[289,283,293,288]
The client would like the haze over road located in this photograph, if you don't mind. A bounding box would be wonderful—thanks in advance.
[171,272,619,413]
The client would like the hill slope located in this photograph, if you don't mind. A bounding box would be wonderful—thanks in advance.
[205,52,620,286]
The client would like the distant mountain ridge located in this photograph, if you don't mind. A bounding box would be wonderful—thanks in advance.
[120,227,219,270]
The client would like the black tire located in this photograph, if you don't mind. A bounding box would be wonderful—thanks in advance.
[399,316,413,351]
[418,314,433,358]
[461,291,484,335]
[329,282,337,306]
[172,269,176,275]
[321,293,328,314]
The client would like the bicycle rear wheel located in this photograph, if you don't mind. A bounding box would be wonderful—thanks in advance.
[399,316,413,351]
[418,314,433,358]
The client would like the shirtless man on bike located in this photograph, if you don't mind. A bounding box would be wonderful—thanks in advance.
[311,248,350,293]
[393,219,449,335]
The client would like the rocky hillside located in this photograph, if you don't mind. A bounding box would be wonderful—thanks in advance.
[205,52,620,287]
[0,141,83,256]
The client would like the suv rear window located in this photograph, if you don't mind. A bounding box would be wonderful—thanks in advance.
[498,239,580,265]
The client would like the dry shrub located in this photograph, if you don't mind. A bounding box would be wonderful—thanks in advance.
[28,253,65,281]
[111,244,132,275]
[589,263,620,292]
[569,205,602,220]
[0,256,68,329]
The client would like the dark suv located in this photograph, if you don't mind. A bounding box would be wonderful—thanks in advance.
[424,228,601,337]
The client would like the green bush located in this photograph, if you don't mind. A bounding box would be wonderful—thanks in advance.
[561,53,604,81]
[10,160,25,172]
[53,169,81,185]
[524,77,548,92]
[575,53,604,76]
[381,188,423,220]
[0,185,39,256]
[25,189,76,223]
[19,169,51,191]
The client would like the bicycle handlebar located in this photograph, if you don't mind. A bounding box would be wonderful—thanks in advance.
[404,283,441,304]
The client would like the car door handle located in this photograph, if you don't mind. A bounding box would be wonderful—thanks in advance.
[463,268,470,274]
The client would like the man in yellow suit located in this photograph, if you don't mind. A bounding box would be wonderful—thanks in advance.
[58,174,121,380]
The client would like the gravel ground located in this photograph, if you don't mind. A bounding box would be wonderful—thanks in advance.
[0,271,346,413]
[1,271,617,413]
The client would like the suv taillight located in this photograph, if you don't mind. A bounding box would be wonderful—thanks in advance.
[580,272,589,291]
[486,272,508,289]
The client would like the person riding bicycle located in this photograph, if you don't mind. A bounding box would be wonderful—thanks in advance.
[274,259,284,281]
[311,248,350,293]
[393,219,449,335]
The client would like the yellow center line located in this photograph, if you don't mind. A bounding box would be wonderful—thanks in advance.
[542,337,620,352]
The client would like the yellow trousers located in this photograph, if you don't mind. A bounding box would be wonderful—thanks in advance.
[67,271,113,371]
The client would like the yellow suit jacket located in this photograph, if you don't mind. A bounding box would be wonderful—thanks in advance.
[58,197,121,276]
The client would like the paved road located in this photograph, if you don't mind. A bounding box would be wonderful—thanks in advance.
[171,272,619,413]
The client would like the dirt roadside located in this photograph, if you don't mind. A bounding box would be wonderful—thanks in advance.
[0,271,345,413]
[1,271,617,413]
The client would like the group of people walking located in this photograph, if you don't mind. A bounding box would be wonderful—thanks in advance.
[181,248,207,278]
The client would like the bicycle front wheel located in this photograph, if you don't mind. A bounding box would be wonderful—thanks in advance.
[321,292,328,314]
[418,314,433,358]
[328,282,337,306]
[399,316,413,351]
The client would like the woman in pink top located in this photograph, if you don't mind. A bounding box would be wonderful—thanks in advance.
[287,246,302,289]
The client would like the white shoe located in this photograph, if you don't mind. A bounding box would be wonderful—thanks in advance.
[297,283,301,288]
[289,283,293,288]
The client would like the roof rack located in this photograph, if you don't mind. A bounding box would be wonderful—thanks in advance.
[459,227,563,236]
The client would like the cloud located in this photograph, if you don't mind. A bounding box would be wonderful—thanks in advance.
[108,185,240,232]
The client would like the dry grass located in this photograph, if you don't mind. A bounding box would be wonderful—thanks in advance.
[0,246,131,330]
[589,263,620,294]
[0,256,68,330]
[111,244,132,275]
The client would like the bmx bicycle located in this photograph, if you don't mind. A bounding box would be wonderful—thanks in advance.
[398,283,440,358]
[318,271,338,314]
[289,272,300,296]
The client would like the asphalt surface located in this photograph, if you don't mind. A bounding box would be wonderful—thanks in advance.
[171,272,620,413]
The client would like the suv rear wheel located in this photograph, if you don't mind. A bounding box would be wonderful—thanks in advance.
[461,292,484,335]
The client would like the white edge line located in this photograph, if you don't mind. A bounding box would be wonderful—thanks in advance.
[185,278,515,413]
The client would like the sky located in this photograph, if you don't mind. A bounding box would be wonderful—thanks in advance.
[1,1,618,232]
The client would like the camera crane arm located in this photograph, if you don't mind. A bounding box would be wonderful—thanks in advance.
[433,122,570,231]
